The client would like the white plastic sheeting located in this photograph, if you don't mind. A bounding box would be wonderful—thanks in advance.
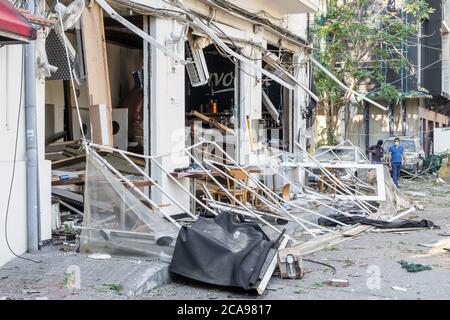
[80,152,179,257]
[376,166,411,217]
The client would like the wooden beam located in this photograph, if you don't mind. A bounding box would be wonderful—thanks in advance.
[45,131,67,146]
[81,3,113,146]
[52,175,154,188]
[257,236,289,295]
[52,154,86,169]
[190,111,235,135]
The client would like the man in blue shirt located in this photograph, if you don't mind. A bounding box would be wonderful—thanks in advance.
[388,137,407,187]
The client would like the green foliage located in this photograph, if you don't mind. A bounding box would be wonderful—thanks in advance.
[313,0,434,105]
[103,283,123,294]
[423,152,450,172]
[316,127,338,148]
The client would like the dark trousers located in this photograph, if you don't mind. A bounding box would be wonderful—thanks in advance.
[391,162,402,187]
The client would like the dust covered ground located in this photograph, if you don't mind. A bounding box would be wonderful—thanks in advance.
[139,177,450,300]
[1,177,449,300]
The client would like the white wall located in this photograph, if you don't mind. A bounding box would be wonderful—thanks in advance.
[0,45,28,267]
[0,42,51,267]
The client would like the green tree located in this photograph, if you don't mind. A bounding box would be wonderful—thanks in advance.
[312,0,434,145]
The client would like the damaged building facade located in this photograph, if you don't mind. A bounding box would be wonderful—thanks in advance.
[0,0,318,267]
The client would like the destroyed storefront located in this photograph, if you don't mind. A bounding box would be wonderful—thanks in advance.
[40,0,434,296]
[46,0,315,239]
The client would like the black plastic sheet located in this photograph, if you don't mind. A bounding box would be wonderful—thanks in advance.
[169,213,274,290]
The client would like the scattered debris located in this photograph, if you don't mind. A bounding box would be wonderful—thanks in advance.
[88,253,112,260]
[318,214,438,230]
[278,254,304,279]
[404,191,427,197]
[103,283,123,294]
[391,286,407,292]
[326,279,349,287]
[398,260,432,273]
[438,232,450,237]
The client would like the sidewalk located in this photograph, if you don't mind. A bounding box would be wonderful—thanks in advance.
[0,246,170,300]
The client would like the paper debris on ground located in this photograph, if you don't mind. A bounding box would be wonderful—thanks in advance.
[88,253,112,260]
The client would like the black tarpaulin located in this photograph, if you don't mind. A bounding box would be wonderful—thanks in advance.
[169,212,274,290]
[318,214,438,229]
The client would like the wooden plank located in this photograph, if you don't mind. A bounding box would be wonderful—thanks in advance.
[52,176,85,186]
[190,111,235,135]
[45,131,66,145]
[127,180,153,188]
[257,236,289,295]
[279,208,416,257]
[46,140,79,153]
[170,170,222,179]
[52,175,153,188]
[89,104,111,146]
[52,154,86,169]
[371,227,426,233]
[81,3,113,146]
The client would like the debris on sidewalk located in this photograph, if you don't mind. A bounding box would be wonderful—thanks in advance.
[391,286,407,292]
[326,279,349,287]
[318,214,438,230]
[88,253,112,260]
[398,260,432,273]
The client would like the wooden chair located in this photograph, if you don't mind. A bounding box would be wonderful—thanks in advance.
[215,168,249,205]
[316,168,337,195]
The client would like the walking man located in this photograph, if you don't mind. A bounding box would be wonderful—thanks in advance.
[388,137,407,188]
[368,140,384,164]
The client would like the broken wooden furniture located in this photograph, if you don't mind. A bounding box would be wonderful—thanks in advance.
[316,167,338,194]
[189,110,235,135]
[214,168,250,205]
[297,162,387,202]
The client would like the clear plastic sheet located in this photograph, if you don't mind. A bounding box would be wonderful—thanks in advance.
[376,167,411,217]
[80,152,179,258]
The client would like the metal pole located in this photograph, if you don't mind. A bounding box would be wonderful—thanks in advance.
[25,0,39,253]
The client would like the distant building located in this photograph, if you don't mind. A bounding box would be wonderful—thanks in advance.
[311,0,449,154]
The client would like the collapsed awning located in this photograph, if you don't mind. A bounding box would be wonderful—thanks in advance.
[0,0,37,44]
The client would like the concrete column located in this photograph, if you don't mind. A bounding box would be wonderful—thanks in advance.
[149,17,189,213]
[238,45,262,165]
[292,51,309,183]
[292,52,308,155]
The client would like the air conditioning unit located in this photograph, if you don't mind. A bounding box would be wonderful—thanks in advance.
[185,35,209,87]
